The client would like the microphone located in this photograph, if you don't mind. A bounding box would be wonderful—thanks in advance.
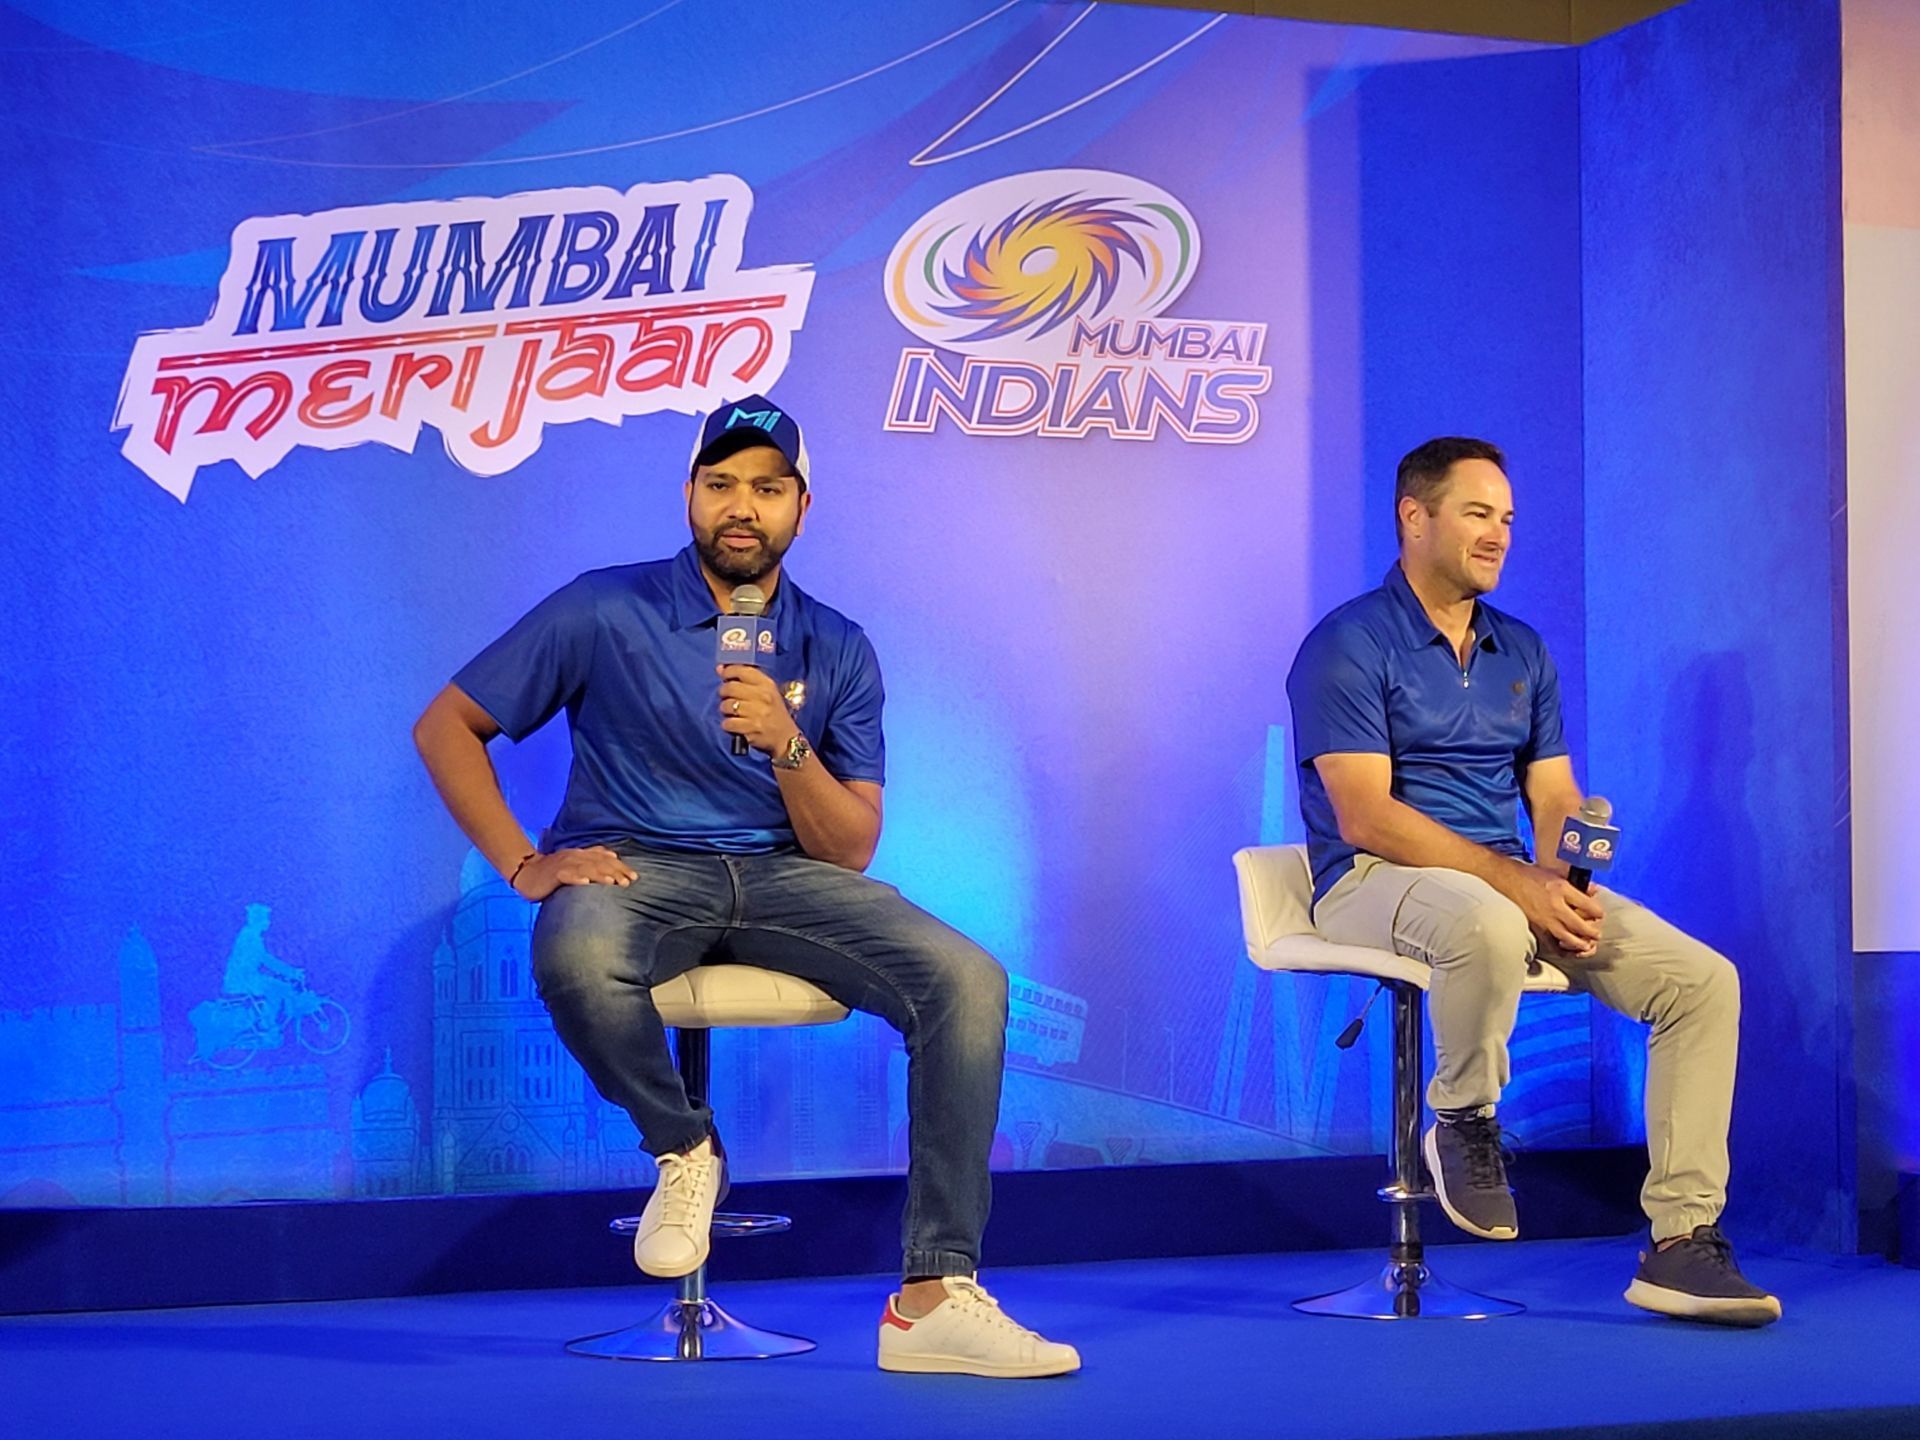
[718,583,769,757]
[1555,795,1620,894]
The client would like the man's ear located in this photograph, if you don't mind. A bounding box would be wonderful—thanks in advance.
[1397,494,1424,540]
[795,487,812,534]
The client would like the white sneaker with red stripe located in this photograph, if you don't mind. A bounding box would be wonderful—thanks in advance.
[876,1276,1080,1378]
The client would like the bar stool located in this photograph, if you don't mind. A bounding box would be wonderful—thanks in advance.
[567,963,850,1361]
[1232,844,1570,1319]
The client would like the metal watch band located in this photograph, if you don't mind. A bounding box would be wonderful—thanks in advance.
[771,732,812,770]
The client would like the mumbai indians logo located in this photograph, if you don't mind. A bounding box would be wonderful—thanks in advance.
[883,170,1269,444]
[113,176,814,502]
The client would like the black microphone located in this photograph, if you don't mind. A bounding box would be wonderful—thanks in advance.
[1560,795,1617,893]
[721,583,768,756]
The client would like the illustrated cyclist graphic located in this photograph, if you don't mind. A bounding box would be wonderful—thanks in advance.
[222,904,302,1037]
[190,903,350,1068]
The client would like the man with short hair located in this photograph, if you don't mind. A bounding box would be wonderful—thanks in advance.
[413,396,1079,1376]
[1285,436,1780,1326]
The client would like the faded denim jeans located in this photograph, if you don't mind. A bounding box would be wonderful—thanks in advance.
[532,847,1008,1280]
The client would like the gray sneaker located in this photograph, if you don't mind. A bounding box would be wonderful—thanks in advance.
[1423,1112,1518,1240]
[1624,1225,1782,1327]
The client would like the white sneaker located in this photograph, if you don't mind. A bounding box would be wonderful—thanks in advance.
[632,1137,727,1278]
[876,1276,1081,1378]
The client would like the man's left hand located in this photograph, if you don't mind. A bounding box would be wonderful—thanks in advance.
[718,665,800,755]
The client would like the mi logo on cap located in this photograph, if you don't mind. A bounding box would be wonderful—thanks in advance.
[730,407,783,432]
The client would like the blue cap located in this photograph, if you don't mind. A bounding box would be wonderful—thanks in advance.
[690,395,811,487]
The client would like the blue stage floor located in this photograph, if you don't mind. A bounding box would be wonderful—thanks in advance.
[3,1239,1915,1440]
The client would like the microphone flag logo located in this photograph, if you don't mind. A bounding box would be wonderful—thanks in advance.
[1556,816,1622,871]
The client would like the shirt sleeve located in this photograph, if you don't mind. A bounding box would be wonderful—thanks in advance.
[1518,644,1570,766]
[817,629,886,785]
[1287,622,1391,763]
[451,576,598,742]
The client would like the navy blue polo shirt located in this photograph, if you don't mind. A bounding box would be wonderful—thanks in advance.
[1286,564,1567,902]
[454,545,885,854]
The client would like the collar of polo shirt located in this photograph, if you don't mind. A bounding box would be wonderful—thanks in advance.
[1383,563,1502,654]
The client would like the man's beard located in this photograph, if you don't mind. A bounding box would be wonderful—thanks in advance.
[695,524,789,584]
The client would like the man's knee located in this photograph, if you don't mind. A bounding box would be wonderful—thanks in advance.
[1678,948,1741,1024]
[929,933,1010,1034]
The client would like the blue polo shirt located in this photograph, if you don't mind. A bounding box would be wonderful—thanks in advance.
[454,545,885,854]
[1286,564,1567,903]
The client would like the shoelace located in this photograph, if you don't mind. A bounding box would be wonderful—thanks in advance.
[1452,1114,1512,1190]
[943,1279,1039,1340]
[654,1150,718,1227]
[1675,1225,1736,1272]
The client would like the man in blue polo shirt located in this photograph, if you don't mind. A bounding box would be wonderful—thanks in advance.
[1286,437,1779,1327]
[412,397,1079,1377]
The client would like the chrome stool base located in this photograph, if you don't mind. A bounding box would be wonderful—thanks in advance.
[569,1026,818,1363]
[1292,985,1525,1322]
[1294,1260,1525,1320]
[567,1298,816,1361]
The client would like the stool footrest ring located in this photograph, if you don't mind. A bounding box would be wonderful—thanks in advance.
[607,1212,793,1238]
[1376,1183,1436,1204]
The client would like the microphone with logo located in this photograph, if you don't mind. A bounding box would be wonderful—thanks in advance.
[716,584,770,757]
[1555,795,1621,894]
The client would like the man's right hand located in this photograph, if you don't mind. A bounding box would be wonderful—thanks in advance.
[511,847,638,901]
[1499,861,1604,957]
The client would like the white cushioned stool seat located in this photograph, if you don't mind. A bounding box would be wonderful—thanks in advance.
[1233,843,1571,994]
[651,964,850,1029]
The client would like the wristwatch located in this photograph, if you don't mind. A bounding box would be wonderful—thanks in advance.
[771,732,813,771]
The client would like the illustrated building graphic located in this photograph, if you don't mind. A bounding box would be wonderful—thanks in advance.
[351,1050,424,1198]
[422,849,646,1194]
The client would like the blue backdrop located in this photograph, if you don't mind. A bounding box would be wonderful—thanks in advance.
[1581,0,1851,1251]
[0,0,1855,1251]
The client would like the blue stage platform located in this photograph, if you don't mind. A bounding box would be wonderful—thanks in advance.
[4,1239,1913,1440]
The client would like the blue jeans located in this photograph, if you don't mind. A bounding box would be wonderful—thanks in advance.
[531,847,1009,1280]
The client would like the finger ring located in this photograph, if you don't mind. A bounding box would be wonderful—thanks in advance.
[730,699,741,715]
